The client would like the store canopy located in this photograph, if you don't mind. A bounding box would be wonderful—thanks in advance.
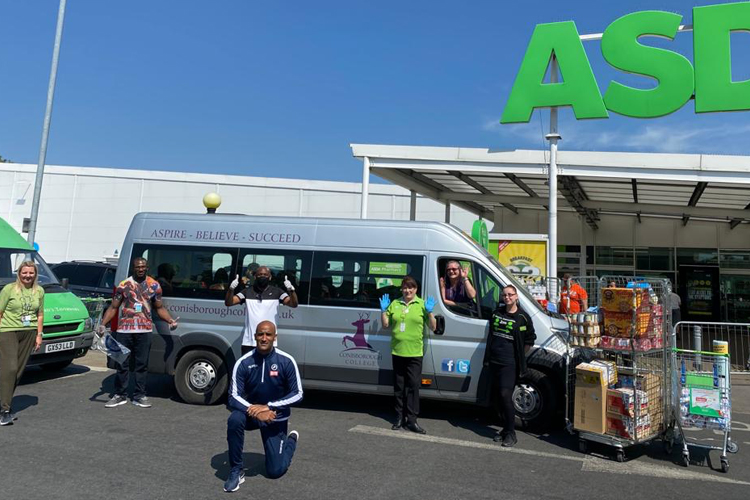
[350,144,750,230]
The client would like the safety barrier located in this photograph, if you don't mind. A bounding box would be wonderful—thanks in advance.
[673,321,750,372]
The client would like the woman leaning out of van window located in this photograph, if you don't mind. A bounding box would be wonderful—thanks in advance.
[380,276,436,435]
[0,261,44,426]
[439,260,476,310]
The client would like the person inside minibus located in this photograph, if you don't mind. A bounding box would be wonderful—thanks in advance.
[439,260,477,315]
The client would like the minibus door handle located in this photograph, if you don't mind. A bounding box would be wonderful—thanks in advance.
[433,315,445,335]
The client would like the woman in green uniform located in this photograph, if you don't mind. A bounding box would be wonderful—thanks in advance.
[0,261,44,426]
[380,276,436,434]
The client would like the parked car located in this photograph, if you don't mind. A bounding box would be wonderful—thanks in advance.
[50,261,117,300]
[1,217,94,371]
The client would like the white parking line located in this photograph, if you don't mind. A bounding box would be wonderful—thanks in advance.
[581,456,749,485]
[349,425,750,486]
[348,424,584,462]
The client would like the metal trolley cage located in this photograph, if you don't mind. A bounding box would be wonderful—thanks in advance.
[512,274,562,309]
[565,276,672,462]
[572,275,601,309]
[668,320,742,473]
[80,297,109,332]
[670,347,737,472]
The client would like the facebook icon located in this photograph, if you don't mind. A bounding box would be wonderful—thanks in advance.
[456,359,471,374]
[441,359,454,372]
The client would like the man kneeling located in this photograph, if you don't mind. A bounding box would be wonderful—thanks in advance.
[225,320,303,492]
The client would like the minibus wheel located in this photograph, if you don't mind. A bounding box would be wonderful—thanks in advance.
[513,368,556,430]
[175,349,227,405]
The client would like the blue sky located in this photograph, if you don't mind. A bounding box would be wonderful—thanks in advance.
[0,1,748,183]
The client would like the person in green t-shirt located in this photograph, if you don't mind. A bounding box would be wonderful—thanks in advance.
[0,260,45,425]
[380,275,436,435]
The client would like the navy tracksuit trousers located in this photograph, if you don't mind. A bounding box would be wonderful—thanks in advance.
[227,410,297,479]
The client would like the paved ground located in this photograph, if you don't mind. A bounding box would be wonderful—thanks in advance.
[2,351,749,500]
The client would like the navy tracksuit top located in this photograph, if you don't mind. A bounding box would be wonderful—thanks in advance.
[228,347,303,422]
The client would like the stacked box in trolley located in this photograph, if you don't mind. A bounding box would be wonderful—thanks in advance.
[571,278,670,461]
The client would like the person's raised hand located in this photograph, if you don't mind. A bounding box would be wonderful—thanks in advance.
[460,266,469,280]
[425,296,436,314]
[439,277,446,289]
[379,294,391,312]
[229,274,240,290]
[283,275,295,292]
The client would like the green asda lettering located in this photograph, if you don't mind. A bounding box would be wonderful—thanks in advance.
[501,2,750,123]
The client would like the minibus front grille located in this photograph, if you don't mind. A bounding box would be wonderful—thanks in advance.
[43,322,82,334]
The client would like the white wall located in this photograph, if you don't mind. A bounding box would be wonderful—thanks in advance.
[1,163,477,263]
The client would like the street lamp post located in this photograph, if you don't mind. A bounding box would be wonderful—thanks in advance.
[27,0,67,246]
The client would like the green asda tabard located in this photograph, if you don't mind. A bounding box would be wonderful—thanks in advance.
[501,2,750,123]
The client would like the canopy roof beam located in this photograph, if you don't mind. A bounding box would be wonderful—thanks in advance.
[559,176,599,229]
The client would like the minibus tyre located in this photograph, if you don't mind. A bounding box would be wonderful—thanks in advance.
[513,368,556,430]
[40,359,73,371]
[175,349,227,405]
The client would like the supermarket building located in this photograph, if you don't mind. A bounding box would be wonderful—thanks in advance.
[3,145,750,323]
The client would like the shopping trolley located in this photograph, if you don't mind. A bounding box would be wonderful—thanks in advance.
[670,348,738,473]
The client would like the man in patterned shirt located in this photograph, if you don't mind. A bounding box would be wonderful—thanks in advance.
[98,257,178,408]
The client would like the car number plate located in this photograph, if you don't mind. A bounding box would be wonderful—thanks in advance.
[45,340,75,353]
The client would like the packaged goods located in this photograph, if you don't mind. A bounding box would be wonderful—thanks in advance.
[590,360,617,386]
[574,383,607,434]
[601,287,649,313]
[606,388,648,417]
[606,413,652,440]
[576,363,608,386]
[617,372,662,396]
[603,311,650,337]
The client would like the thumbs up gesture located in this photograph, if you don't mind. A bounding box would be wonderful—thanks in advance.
[229,274,240,290]
[283,275,295,292]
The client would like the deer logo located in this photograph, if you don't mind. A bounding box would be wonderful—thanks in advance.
[342,316,374,351]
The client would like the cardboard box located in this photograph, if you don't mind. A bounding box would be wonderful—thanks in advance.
[574,383,607,434]
[575,363,608,386]
[606,388,649,417]
[601,287,649,313]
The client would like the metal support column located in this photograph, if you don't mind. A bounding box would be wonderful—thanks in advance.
[409,190,417,221]
[579,215,587,276]
[444,202,451,223]
[360,156,370,219]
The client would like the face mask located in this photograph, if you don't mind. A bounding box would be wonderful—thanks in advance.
[255,276,270,288]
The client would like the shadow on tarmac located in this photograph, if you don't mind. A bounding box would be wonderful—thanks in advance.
[210,451,270,481]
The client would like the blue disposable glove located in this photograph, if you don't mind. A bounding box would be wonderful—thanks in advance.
[424,295,436,314]
[379,294,391,312]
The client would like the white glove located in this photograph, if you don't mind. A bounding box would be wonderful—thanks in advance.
[284,275,294,292]
[230,274,240,290]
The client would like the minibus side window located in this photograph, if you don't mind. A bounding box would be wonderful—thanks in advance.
[131,244,238,300]
[237,249,312,304]
[475,265,504,319]
[437,258,479,318]
[310,252,424,309]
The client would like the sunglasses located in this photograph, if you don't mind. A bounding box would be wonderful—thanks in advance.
[446,268,460,272]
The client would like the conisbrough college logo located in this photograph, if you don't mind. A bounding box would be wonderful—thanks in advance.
[340,312,382,366]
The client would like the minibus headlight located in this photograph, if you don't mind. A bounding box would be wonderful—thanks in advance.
[84,317,93,331]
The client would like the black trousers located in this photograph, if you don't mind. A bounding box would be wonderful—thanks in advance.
[113,331,151,399]
[392,355,422,424]
[490,362,517,434]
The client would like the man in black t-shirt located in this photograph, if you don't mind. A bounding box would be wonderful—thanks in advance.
[484,284,536,447]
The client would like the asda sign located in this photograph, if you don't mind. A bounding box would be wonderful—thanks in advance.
[501,2,750,123]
